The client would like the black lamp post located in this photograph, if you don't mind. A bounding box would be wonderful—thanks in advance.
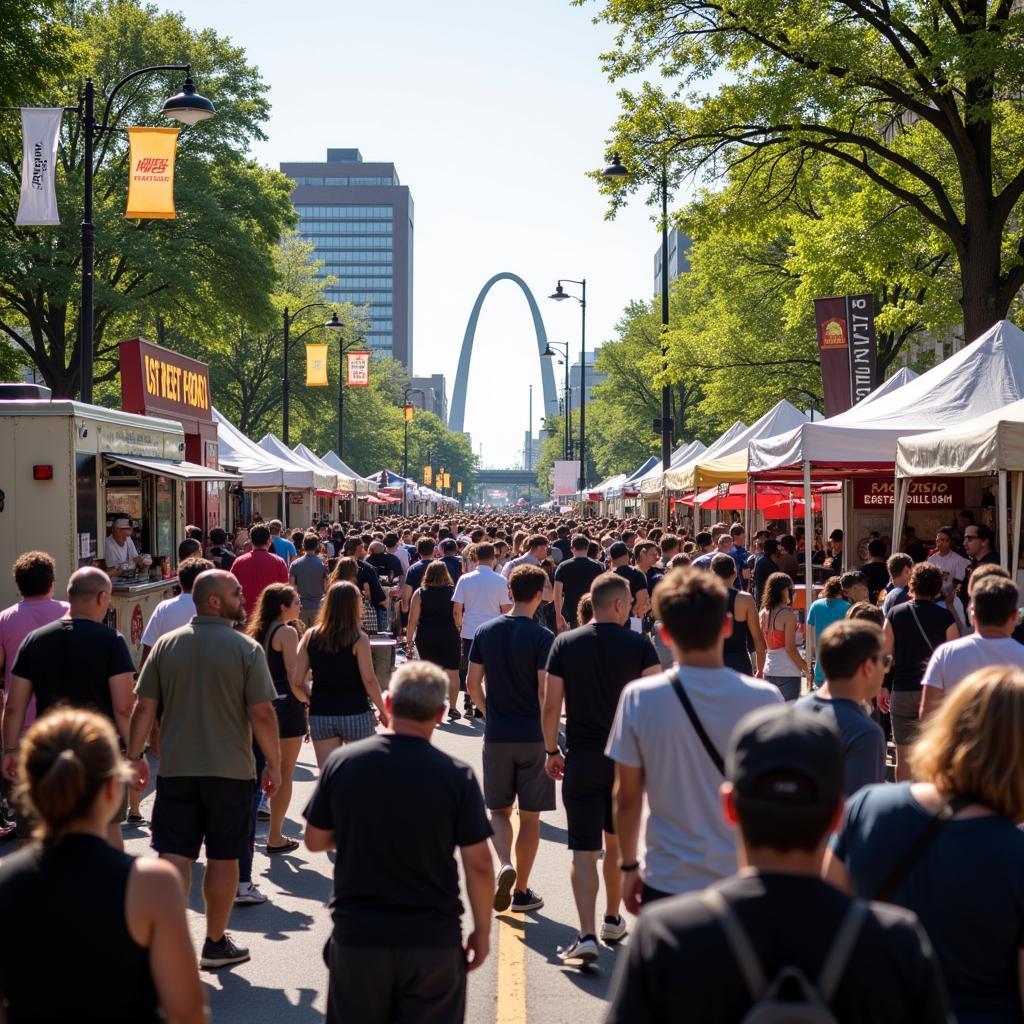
[548,281,587,497]
[402,386,426,515]
[79,66,215,403]
[602,152,674,522]
[541,340,573,461]
[281,304,344,445]
[336,325,366,459]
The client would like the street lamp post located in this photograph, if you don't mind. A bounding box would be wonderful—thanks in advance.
[402,386,426,515]
[337,330,365,459]
[281,305,344,446]
[602,153,673,524]
[541,340,572,463]
[548,281,587,498]
[79,66,215,403]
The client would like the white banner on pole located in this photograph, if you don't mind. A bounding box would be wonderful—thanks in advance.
[553,460,577,497]
[16,108,62,226]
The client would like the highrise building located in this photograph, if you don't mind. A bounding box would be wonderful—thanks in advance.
[408,373,447,424]
[280,148,414,367]
[653,227,691,297]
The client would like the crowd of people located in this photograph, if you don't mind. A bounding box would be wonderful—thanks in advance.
[0,507,1020,1023]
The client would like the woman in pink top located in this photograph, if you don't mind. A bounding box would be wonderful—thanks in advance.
[758,572,808,702]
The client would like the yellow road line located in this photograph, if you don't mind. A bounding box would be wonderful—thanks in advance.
[496,911,527,1024]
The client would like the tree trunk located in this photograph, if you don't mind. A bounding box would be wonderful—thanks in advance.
[959,225,1005,342]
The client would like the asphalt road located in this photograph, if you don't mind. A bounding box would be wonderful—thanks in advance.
[124,713,623,1024]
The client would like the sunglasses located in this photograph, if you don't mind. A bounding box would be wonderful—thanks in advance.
[872,653,894,669]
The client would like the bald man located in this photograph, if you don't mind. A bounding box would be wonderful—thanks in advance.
[2,567,136,846]
[127,569,281,968]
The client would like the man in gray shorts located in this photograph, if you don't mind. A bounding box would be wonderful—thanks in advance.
[289,534,328,626]
[467,565,555,914]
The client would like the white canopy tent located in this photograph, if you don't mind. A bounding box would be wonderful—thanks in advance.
[258,434,336,493]
[293,444,356,495]
[633,440,707,494]
[320,450,377,496]
[215,410,316,490]
[642,421,748,496]
[895,396,1024,573]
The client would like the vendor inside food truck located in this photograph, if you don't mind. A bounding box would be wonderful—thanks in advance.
[103,517,151,577]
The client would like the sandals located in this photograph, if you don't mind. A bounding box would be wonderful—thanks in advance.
[266,837,300,854]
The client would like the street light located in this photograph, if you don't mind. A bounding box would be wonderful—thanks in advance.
[333,318,368,459]
[602,152,673,524]
[282,304,343,445]
[79,65,215,403]
[541,341,572,461]
[548,280,587,499]
[402,386,426,515]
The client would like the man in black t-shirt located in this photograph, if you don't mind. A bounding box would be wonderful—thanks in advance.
[207,527,236,571]
[2,567,136,846]
[882,563,957,782]
[304,661,494,1024]
[610,541,650,622]
[553,534,605,631]
[606,704,950,1024]
[551,526,572,564]
[543,573,660,963]
[858,537,890,604]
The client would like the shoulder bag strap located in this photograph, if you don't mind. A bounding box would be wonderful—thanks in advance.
[906,602,936,653]
[670,670,725,775]
[701,889,766,1000]
[816,901,868,1002]
[874,794,973,901]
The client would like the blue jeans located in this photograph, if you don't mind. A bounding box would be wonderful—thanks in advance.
[765,675,801,702]
[239,741,265,885]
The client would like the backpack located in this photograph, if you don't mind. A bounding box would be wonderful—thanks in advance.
[701,889,868,1024]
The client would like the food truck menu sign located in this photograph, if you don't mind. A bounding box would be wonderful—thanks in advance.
[119,338,213,430]
[853,478,965,509]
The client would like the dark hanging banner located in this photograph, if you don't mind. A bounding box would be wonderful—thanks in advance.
[814,294,878,416]
[815,296,852,417]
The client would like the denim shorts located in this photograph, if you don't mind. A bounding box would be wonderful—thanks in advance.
[309,711,376,742]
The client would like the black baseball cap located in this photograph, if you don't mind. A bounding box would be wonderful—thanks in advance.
[609,541,629,560]
[727,705,842,811]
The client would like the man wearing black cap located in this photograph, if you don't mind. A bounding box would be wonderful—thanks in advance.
[605,704,950,1024]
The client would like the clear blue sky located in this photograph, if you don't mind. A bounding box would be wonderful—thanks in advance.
[168,0,676,467]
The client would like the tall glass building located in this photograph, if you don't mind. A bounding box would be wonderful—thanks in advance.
[280,148,414,367]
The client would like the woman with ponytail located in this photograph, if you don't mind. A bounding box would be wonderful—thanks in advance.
[0,708,207,1023]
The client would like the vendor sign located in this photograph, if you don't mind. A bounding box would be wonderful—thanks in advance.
[853,478,964,509]
[125,127,179,219]
[119,338,211,430]
[815,294,877,416]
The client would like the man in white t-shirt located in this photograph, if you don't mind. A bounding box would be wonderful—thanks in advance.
[927,527,970,590]
[453,543,512,644]
[606,567,781,913]
[104,517,146,575]
[139,557,213,664]
[921,573,1024,718]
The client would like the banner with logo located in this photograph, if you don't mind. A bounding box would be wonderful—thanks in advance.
[16,108,62,226]
[814,294,878,416]
[125,126,179,219]
[346,350,371,386]
[423,466,433,485]
[305,344,329,386]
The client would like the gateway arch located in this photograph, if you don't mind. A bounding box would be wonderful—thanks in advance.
[449,273,560,433]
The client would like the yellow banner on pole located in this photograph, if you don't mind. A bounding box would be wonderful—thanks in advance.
[306,343,329,386]
[423,466,432,485]
[125,127,179,219]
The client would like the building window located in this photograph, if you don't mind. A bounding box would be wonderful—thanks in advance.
[295,205,393,218]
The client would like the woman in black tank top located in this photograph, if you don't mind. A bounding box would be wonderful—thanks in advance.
[406,561,462,721]
[248,583,307,854]
[711,556,766,677]
[0,708,205,1023]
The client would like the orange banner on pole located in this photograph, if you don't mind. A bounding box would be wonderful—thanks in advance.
[306,344,329,386]
[125,127,179,219]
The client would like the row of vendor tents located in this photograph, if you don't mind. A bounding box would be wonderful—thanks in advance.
[589,319,1024,584]
[215,409,458,510]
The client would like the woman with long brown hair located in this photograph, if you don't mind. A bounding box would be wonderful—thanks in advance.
[826,666,1024,1023]
[247,583,306,853]
[406,561,462,721]
[759,571,808,701]
[291,581,388,769]
[0,708,206,1023]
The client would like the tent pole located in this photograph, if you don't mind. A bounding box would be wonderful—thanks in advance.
[998,470,1009,571]
[1012,471,1023,584]
[803,460,814,597]
[892,477,909,556]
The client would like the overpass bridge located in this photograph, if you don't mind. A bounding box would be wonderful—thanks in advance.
[472,467,541,502]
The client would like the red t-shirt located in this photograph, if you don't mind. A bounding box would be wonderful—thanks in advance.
[230,549,289,614]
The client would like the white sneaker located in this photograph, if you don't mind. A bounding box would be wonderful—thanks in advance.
[256,797,271,820]
[600,916,628,942]
[557,934,599,963]
[234,882,268,905]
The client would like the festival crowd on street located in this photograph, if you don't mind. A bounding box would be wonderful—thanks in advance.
[0,510,1022,1023]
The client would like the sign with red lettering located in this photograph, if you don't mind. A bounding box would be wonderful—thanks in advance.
[853,478,964,509]
[119,338,213,431]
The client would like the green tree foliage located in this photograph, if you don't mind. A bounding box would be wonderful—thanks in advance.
[587,0,1024,340]
[0,0,295,396]
[0,0,78,106]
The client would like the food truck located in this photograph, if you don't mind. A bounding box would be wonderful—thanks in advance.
[0,386,238,665]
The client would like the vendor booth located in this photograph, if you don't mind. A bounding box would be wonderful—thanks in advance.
[258,433,337,525]
[320,450,377,521]
[293,444,356,521]
[0,391,237,665]
[748,320,1024,595]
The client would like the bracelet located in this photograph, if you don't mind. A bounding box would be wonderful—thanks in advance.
[619,861,640,873]
[126,753,145,762]
[545,748,561,757]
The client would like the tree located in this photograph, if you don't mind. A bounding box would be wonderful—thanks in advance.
[0,0,78,107]
[0,0,295,396]
[589,0,1024,339]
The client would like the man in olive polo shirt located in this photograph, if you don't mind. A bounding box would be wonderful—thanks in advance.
[128,569,281,969]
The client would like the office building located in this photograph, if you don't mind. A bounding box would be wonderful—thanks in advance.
[409,373,447,425]
[281,148,414,367]
[653,227,691,296]
[568,348,605,408]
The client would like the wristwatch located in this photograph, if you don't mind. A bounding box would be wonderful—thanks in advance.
[545,748,561,757]
[619,861,640,873]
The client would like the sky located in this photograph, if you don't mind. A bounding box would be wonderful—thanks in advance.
[168,0,676,467]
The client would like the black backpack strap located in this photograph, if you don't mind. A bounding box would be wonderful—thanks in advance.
[874,794,972,901]
[701,889,765,1000]
[670,671,725,774]
[817,901,868,1002]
